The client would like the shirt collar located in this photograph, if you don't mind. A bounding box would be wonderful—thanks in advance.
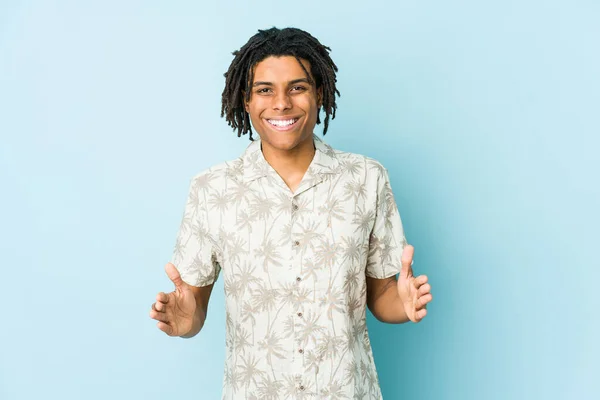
[242,134,340,183]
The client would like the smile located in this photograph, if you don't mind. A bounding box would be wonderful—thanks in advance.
[265,118,300,131]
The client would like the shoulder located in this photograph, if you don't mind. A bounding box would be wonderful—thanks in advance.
[188,156,244,193]
[330,147,388,179]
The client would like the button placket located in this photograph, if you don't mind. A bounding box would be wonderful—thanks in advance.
[290,194,305,384]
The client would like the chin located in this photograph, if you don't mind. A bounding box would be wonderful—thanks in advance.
[259,127,309,151]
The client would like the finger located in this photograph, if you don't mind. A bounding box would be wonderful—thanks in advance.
[153,301,167,312]
[414,275,428,288]
[414,308,427,322]
[417,294,433,309]
[149,308,170,323]
[418,283,431,296]
[165,263,184,289]
[156,292,169,304]
[156,321,174,336]
[400,245,414,279]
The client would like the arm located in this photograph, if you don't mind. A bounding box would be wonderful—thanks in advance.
[366,275,410,324]
[366,245,432,324]
[180,283,214,338]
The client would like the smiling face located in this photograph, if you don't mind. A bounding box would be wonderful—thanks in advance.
[245,56,322,154]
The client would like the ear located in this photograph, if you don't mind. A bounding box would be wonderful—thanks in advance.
[317,86,323,108]
[242,90,250,112]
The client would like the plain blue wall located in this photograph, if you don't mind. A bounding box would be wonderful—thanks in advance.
[1,1,598,399]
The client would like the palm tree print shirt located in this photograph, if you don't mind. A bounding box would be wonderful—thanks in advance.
[172,134,407,399]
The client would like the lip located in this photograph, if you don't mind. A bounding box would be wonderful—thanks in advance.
[264,117,301,132]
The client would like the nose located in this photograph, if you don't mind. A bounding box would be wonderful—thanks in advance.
[272,90,292,111]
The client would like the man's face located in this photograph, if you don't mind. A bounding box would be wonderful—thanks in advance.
[245,55,322,153]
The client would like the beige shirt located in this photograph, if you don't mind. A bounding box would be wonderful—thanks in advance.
[172,134,407,399]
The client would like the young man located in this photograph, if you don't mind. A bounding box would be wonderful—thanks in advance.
[150,27,432,399]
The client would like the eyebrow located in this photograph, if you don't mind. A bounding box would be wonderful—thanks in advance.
[252,78,311,87]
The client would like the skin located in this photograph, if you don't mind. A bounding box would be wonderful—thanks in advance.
[244,56,323,193]
[150,56,432,338]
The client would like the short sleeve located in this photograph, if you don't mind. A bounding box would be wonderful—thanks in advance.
[365,167,407,279]
[171,176,221,287]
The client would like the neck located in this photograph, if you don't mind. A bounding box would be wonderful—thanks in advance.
[262,138,315,174]
[260,136,316,192]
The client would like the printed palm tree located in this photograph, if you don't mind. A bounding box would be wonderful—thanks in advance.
[234,262,261,297]
[249,195,275,223]
[225,158,244,180]
[192,218,211,247]
[297,310,326,347]
[317,331,345,362]
[352,385,368,400]
[240,301,259,344]
[227,235,249,265]
[318,197,345,234]
[340,236,364,266]
[320,379,349,400]
[292,286,312,310]
[219,228,237,253]
[364,364,378,395]
[343,358,359,386]
[366,159,386,178]
[274,191,293,215]
[172,232,185,262]
[209,190,230,223]
[227,179,253,210]
[258,331,286,371]
[237,353,265,391]
[234,325,252,355]
[224,273,242,300]
[191,171,215,194]
[344,293,363,322]
[299,221,326,254]
[340,158,363,177]
[224,366,241,394]
[177,208,194,236]
[277,221,293,246]
[281,374,301,399]
[255,375,284,400]
[342,179,367,204]
[314,238,340,271]
[305,349,322,374]
[254,238,283,273]
[301,258,320,284]
[342,264,361,296]
[281,315,295,340]
[352,206,375,238]
[251,281,279,327]
[236,209,255,250]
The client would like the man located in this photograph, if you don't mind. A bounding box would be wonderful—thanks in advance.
[150,27,432,399]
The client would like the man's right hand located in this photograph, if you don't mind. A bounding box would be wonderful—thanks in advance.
[150,263,196,337]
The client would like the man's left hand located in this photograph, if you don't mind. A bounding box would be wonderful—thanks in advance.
[397,245,432,323]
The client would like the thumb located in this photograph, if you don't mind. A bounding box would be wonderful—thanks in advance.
[165,262,185,289]
[400,244,414,280]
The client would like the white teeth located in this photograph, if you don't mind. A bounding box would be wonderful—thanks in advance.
[268,118,297,127]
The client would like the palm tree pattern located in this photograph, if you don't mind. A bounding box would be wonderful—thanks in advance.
[172,135,407,399]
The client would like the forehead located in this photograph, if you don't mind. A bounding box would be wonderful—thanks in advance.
[252,56,312,82]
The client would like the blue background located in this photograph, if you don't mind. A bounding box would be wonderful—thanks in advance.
[1,1,598,399]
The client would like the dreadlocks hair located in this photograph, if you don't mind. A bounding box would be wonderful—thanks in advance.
[220,27,340,140]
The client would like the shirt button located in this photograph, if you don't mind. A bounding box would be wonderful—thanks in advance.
[296,276,302,282]
[297,312,303,317]
[298,348,304,354]
[294,240,300,246]
[292,204,299,211]
[299,385,305,391]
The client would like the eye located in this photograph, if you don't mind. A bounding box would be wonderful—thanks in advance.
[291,86,307,92]
[256,88,272,94]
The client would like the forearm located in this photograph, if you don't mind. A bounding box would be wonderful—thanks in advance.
[367,280,410,324]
